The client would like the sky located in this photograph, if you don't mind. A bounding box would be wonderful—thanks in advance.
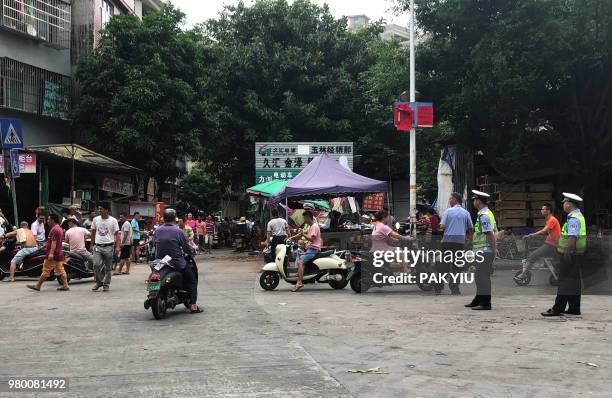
[169,0,409,28]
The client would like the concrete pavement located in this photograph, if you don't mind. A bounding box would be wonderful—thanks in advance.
[0,251,349,398]
[0,250,610,397]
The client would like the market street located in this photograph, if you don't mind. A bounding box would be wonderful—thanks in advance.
[1,251,610,398]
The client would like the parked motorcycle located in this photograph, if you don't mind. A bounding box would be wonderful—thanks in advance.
[259,240,350,291]
[144,255,198,320]
[346,251,434,293]
[61,249,95,284]
[0,239,52,281]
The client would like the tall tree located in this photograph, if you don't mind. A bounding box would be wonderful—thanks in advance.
[397,0,612,214]
[73,5,204,197]
[198,0,383,189]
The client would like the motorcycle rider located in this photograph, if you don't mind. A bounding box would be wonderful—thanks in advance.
[154,208,203,313]
[3,221,38,282]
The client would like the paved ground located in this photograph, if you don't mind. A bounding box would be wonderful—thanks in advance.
[1,250,611,397]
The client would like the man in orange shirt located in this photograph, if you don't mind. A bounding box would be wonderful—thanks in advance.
[514,203,561,283]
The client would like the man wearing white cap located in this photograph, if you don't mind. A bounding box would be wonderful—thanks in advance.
[465,190,497,310]
[542,193,586,316]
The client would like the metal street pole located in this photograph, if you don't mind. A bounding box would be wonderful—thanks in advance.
[409,0,417,236]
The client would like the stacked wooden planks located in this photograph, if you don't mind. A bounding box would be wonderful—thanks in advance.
[491,183,527,228]
[528,184,554,228]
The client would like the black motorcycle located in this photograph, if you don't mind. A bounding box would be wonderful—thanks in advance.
[144,255,198,320]
[0,239,51,281]
[347,251,434,293]
[60,250,95,284]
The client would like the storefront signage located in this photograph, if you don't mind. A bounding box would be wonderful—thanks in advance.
[101,177,133,195]
[0,151,36,174]
[255,142,353,183]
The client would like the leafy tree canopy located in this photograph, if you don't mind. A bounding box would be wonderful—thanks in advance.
[73,5,205,194]
[397,0,612,210]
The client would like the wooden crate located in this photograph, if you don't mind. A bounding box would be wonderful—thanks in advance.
[496,209,530,218]
[494,191,527,201]
[529,200,555,210]
[530,209,544,218]
[494,200,527,210]
[527,192,553,201]
[529,183,554,192]
[493,183,526,193]
[478,184,494,194]
[497,218,527,228]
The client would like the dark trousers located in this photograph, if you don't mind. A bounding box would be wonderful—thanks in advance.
[436,242,464,293]
[473,251,494,306]
[180,265,198,304]
[552,254,582,313]
[270,235,287,257]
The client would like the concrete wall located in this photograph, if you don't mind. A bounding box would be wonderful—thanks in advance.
[0,109,70,146]
[1,27,72,145]
[0,31,70,76]
[391,180,411,220]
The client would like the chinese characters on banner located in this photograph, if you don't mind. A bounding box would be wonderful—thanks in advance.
[255,142,353,184]
[362,193,385,211]
[101,177,133,195]
[0,151,36,174]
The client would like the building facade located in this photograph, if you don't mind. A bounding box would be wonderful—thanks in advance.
[347,14,410,45]
[0,0,72,146]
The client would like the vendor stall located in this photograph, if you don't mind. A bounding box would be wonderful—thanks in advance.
[270,153,389,250]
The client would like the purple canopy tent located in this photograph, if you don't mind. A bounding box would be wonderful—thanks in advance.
[270,153,388,204]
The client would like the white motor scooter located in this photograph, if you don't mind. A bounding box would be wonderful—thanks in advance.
[259,240,351,291]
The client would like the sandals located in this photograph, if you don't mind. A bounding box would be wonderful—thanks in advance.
[92,283,102,291]
[26,285,40,291]
[57,286,70,291]
[190,306,204,313]
[292,283,303,292]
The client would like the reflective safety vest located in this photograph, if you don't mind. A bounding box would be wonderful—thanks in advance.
[557,212,586,255]
[473,208,496,250]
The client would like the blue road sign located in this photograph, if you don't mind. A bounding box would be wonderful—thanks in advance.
[0,119,24,149]
[10,149,20,178]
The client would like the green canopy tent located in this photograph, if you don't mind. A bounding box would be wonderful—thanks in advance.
[247,180,287,198]
[247,180,330,211]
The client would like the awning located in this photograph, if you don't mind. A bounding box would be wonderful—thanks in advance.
[247,180,330,210]
[247,180,288,197]
[27,144,142,173]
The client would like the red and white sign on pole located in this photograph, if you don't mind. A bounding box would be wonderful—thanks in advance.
[393,102,434,131]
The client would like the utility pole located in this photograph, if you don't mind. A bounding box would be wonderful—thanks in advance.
[409,0,417,236]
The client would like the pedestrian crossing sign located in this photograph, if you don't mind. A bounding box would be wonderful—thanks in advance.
[0,119,24,149]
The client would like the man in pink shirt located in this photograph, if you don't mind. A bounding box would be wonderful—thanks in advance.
[65,218,93,269]
[292,210,322,292]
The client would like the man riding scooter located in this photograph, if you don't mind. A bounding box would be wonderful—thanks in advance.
[154,208,203,313]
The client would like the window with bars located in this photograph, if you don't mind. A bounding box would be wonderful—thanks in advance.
[0,0,71,49]
[101,0,113,28]
[0,57,71,119]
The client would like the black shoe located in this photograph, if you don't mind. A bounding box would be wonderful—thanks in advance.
[464,302,478,308]
[562,310,581,316]
[541,309,563,317]
[472,305,492,310]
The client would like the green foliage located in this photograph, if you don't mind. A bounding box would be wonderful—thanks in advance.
[73,5,204,192]
[198,0,389,187]
[398,0,612,189]
[176,168,222,211]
